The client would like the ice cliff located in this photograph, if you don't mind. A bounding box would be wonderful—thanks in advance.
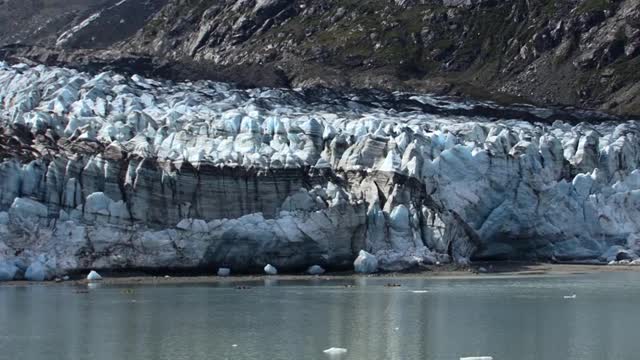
[0,62,639,280]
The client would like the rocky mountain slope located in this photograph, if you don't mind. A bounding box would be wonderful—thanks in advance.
[0,1,639,281]
[0,0,639,115]
[1,61,639,281]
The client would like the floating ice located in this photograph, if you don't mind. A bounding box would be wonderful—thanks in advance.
[563,294,577,299]
[87,270,103,281]
[264,264,278,275]
[217,268,231,277]
[460,357,493,360]
[354,250,378,274]
[307,265,325,275]
[412,290,429,294]
[323,347,348,355]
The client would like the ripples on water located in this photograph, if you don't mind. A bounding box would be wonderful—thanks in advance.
[1,272,640,360]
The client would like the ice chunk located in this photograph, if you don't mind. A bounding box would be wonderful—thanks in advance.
[563,294,577,299]
[176,219,209,233]
[217,268,231,277]
[354,250,378,274]
[264,264,278,275]
[25,262,49,281]
[0,261,18,281]
[323,347,347,355]
[460,357,493,360]
[307,265,325,275]
[10,197,48,219]
[87,270,103,281]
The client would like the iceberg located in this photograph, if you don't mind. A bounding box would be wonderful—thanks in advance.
[87,270,103,281]
[307,265,325,275]
[354,250,378,274]
[264,264,278,275]
[217,268,231,277]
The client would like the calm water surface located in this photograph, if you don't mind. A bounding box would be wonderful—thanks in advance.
[1,272,640,360]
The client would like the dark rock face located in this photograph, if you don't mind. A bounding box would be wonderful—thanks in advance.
[0,0,166,48]
[0,0,638,116]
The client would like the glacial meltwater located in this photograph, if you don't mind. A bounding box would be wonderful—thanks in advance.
[2,272,640,360]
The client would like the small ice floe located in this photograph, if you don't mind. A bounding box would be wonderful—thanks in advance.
[86,270,102,281]
[323,347,347,355]
[307,265,325,275]
[563,294,577,299]
[412,290,429,294]
[460,357,493,360]
[264,264,278,275]
[232,344,238,348]
[218,268,231,277]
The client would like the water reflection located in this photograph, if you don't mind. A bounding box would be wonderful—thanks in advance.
[1,272,640,360]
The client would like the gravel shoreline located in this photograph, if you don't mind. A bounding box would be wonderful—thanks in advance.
[2,263,639,287]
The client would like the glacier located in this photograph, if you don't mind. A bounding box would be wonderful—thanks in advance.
[0,61,639,280]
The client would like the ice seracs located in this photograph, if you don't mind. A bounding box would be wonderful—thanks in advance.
[0,62,639,277]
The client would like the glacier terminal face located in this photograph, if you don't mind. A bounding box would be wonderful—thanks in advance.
[0,61,639,280]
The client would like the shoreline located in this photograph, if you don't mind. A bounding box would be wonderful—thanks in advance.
[2,262,640,287]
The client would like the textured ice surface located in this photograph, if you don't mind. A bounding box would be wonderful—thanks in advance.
[0,62,639,279]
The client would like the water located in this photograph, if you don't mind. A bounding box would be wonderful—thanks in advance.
[2,272,640,360]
